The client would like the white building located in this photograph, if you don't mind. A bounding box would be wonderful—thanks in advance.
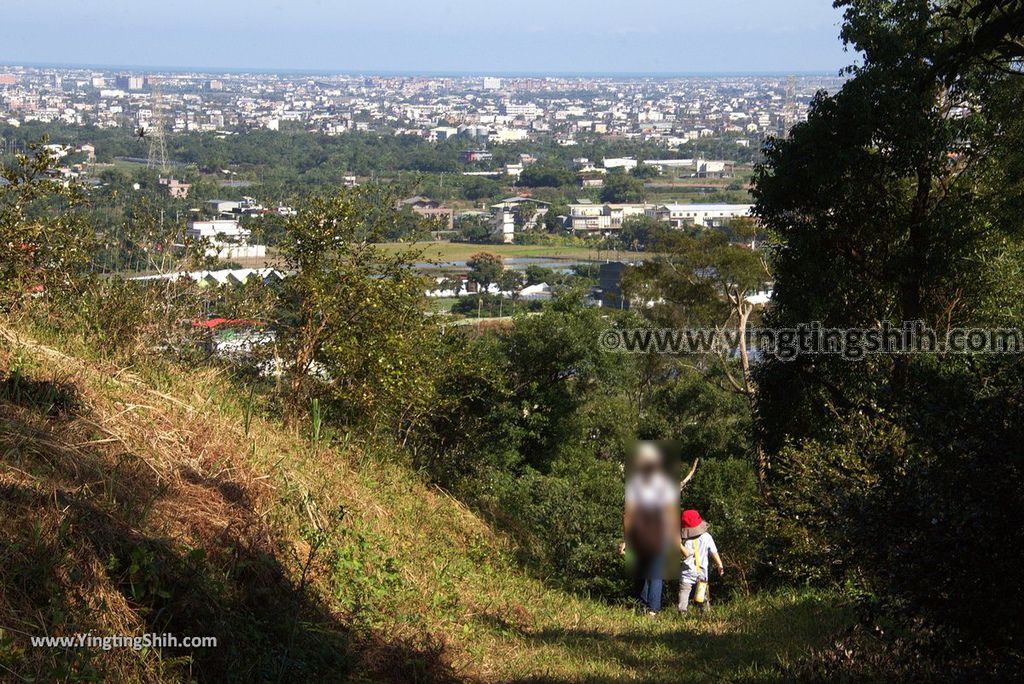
[603,157,638,171]
[491,127,529,143]
[492,211,516,244]
[430,126,459,141]
[518,282,552,300]
[567,201,611,233]
[647,204,753,228]
[502,102,541,118]
[206,199,240,215]
[186,220,266,259]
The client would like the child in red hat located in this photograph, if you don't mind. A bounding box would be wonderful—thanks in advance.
[678,509,724,613]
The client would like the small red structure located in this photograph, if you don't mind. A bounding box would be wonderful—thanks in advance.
[192,318,265,330]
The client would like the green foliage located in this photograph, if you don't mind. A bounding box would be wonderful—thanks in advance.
[630,163,661,180]
[412,289,766,596]
[484,463,628,598]
[625,229,769,328]
[524,264,556,286]
[453,214,494,243]
[466,251,503,290]
[275,185,437,432]
[642,367,753,460]
[0,141,92,310]
[599,170,646,204]
[498,269,525,295]
[753,0,1024,666]
[610,215,669,251]
[683,457,764,597]
[518,163,575,188]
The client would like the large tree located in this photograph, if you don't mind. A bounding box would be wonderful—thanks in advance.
[0,143,92,310]
[753,0,1024,666]
[623,225,772,487]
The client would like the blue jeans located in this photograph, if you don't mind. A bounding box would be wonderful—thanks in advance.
[632,552,666,612]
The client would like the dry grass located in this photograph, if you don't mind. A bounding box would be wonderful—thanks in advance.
[0,329,445,681]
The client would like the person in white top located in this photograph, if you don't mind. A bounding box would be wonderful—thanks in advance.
[678,509,725,613]
[620,442,679,614]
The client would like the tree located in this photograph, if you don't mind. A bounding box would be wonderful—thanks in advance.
[459,175,501,202]
[616,215,668,251]
[543,202,568,233]
[498,269,525,316]
[928,1,1024,80]
[438,276,462,296]
[518,163,574,188]
[454,214,493,243]
[524,265,556,286]
[631,163,661,179]
[623,228,772,487]
[600,171,645,204]
[276,185,435,434]
[499,289,625,469]
[466,252,503,291]
[753,0,1024,665]
[467,251,504,318]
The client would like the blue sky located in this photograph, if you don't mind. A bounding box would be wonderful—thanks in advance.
[1,0,850,73]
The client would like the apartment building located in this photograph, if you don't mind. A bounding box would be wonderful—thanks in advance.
[567,201,650,235]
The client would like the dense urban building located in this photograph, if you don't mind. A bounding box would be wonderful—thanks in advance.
[0,66,837,148]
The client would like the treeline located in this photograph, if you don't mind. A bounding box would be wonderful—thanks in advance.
[1,120,757,204]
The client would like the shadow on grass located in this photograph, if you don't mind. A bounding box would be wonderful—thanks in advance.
[507,594,849,683]
[0,379,457,683]
[0,369,80,417]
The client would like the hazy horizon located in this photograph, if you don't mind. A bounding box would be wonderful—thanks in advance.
[1,0,851,74]
[0,61,844,79]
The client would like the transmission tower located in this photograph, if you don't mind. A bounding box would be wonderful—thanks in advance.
[782,75,797,139]
[146,77,169,171]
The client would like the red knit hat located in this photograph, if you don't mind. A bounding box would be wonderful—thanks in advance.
[681,509,709,539]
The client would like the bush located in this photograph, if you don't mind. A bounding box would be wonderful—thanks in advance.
[764,358,1024,656]
[683,458,765,598]
[482,464,627,599]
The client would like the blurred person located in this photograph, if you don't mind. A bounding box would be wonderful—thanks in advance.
[619,442,679,615]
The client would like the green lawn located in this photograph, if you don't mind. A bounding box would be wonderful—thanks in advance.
[378,240,644,264]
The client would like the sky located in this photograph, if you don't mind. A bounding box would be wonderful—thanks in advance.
[1,0,850,74]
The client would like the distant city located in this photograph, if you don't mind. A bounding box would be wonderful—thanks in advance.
[0,65,843,148]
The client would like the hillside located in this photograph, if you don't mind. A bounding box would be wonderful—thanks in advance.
[0,327,851,682]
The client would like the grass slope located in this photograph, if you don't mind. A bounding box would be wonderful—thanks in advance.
[0,327,851,682]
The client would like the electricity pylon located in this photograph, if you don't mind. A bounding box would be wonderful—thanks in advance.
[146,77,169,171]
